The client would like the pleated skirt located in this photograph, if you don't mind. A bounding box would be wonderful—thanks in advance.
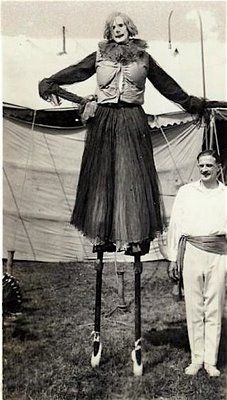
[70,103,164,252]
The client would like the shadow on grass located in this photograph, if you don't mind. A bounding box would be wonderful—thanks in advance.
[144,320,227,370]
[144,323,190,352]
[4,313,40,342]
[218,326,227,368]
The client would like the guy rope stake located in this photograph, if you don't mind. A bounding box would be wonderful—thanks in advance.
[91,251,103,367]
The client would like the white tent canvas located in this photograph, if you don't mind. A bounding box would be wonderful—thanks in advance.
[2,34,226,115]
[3,106,204,262]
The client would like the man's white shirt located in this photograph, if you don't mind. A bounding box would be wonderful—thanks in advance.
[167,180,227,262]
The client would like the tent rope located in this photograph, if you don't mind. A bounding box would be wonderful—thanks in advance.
[186,118,206,182]
[156,118,185,185]
[42,135,72,213]
[3,167,36,259]
[39,128,89,260]
[5,110,37,258]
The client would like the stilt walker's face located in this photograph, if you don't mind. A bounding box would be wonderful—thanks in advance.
[111,16,129,44]
[198,155,220,184]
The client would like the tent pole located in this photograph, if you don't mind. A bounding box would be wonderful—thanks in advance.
[209,112,214,150]
[198,12,206,99]
[213,112,225,183]
[168,10,207,101]
[63,26,66,54]
[6,250,15,275]
[168,10,174,49]
[204,124,209,150]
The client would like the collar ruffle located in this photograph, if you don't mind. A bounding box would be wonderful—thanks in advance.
[98,39,148,64]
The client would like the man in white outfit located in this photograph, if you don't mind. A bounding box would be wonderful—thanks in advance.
[167,149,227,377]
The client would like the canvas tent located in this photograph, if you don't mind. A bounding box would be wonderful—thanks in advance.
[4,102,215,262]
[3,35,227,262]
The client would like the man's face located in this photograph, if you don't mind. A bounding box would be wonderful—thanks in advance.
[198,155,220,184]
[111,16,129,44]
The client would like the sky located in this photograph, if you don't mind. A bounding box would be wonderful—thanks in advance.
[2,0,226,42]
[1,0,227,112]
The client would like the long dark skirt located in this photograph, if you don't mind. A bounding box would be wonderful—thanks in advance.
[70,103,164,253]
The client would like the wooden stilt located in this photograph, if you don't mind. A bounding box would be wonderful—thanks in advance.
[6,250,15,275]
[91,251,103,367]
[132,254,143,376]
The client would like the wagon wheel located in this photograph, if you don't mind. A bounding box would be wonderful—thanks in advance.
[3,273,22,315]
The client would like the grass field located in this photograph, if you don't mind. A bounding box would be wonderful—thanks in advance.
[3,260,227,400]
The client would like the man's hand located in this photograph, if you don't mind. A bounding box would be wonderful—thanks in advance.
[168,261,179,282]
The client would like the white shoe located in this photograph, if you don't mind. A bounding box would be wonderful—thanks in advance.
[204,363,220,377]
[91,342,102,368]
[91,331,102,368]
[185,363,202,376]
[131,350,143,376]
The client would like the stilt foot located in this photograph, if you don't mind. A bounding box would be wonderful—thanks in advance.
[91,331,102,368]
[131,338,143,376]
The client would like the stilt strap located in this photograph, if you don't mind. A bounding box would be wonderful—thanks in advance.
[132,337,143,375]
[90,331,100,340]
[134,338,142,351]
[94,260,103,272]
[91,331,102,367]
[133,261,143,274]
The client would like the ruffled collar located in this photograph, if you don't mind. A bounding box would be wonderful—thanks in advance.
[98,39,148,64]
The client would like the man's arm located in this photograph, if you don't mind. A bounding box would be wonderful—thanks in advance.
[166,187,185,262]
[166,187,186,281]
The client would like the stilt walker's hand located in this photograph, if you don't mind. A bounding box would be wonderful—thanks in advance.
[48,94,62,106]
[168,261,179,282]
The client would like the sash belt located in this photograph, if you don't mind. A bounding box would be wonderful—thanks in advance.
[177,234,227,300]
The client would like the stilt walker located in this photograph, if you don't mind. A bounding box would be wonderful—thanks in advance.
[38,10,226,377]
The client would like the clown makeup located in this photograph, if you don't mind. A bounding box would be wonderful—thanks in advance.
[111,16,129,44]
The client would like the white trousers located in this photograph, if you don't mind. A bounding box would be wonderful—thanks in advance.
[183,243,227,366]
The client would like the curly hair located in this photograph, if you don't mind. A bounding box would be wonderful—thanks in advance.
[103,12,138,40]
